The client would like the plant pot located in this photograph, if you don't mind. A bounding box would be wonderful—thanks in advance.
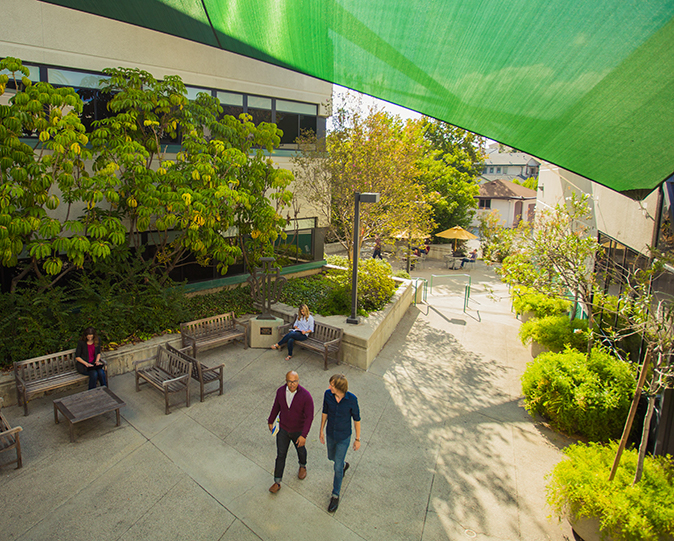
[520,310,535,324]
[530,340,550,358]
[569,515,674,541]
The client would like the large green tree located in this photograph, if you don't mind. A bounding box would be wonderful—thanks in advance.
[0,57,126,292]
[419,118,484,235]
[90,68,293,280]
[293,99,434,259]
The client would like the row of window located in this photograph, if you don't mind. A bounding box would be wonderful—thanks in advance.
[2,64,321,146]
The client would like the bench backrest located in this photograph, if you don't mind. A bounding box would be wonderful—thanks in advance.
[313,323,344,343]
[14,349,78,383]
[165,344,201,378]
[156,345,191,378]
[181,312,236,338]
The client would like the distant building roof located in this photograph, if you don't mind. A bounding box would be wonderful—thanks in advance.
[478,179,537,200]
[484,148,540,167]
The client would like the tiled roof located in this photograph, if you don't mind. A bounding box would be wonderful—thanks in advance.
[478,179,537,199]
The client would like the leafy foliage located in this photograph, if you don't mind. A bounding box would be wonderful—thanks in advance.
[522,348,635,441]
[419,117,484,234]
[281,258,397,316]
[546,442,674,540]
[512,289,571,318]
[519,315,589,351]
[0,273,254,369]
[0,57,126,290]
[293,94,434,259]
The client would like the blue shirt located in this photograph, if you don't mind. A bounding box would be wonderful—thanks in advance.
[322,389,360,441]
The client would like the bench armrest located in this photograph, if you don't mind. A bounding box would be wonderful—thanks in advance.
[14,373,26,389]
[133,357,155,370]
[161,373,190,388]
[1,426,23,437]
[323,337,342,348]
[278,323,292,335]
[202,363,225,374]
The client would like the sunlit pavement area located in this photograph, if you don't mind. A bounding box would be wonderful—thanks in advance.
[1,255,575,541]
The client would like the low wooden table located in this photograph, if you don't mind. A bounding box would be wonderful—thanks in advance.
[53,387,125,442]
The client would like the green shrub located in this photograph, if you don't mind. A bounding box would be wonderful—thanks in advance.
[521,348,635,441]
[281,258,397,316]
[519,315,589,351]
[393,270,411,279]
[547,442,674,541]
[512,289,571,318]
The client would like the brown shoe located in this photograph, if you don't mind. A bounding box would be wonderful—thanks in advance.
[269,482,281,493]
[298,466,307,480]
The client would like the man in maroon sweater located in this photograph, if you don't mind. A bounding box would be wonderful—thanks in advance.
[267,370,315,493]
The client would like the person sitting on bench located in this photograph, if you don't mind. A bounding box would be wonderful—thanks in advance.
[460,249,478,268]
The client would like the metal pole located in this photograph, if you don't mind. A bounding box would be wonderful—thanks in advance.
[347,193,361,324]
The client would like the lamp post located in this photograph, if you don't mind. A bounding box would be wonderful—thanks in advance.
[347,192,380,324]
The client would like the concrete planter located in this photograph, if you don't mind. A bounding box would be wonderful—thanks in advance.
[569,515,674,541]
[0,275,416,404]
[530,340,550,358]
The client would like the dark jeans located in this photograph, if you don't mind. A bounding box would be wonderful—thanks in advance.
[88,367,107,389]
[326,434,350,497]
[278,331,308,356]
[372,248,382,259]
[274,428,307,482]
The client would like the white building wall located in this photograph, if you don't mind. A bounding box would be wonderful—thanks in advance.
[1,0,331,107]
[537,163,658,255]
[1,0,333,230]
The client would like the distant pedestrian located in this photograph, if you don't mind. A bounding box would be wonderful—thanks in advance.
[267,370,314,493]
[319,374,361,512]
[372,235,383,259]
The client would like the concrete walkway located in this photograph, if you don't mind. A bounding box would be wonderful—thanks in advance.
[0,259,574,541]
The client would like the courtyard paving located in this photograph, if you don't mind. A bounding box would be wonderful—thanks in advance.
[0,256,575,540]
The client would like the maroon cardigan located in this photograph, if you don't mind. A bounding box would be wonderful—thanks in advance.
[268,384,314,438]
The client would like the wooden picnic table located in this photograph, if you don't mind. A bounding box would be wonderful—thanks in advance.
[53,387,125,442]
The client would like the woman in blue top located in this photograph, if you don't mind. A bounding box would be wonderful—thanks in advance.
[271,304,314,361]
[75,327,107,389]
[319,373,361,513]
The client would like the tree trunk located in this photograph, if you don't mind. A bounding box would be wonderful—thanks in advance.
[633,393,656,485]
[609,348,651,481]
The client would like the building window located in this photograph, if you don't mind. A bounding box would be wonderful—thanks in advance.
[489,167,494,173]
[496,167,501,173]
[185,85,210,101]
[247,95,272,125]
[275,99,317,145]
[47,68,113,133]
[217,91,244,119]
[503,167,508,174]
[479,199,491,209]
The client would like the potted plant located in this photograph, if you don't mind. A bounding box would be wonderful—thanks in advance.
[521,348,635,441]
[513,289,571,323]
[547,442,674,541]
[519,315,588,357]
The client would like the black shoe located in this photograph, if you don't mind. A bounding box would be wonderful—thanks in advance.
[328,496,339,513]
[343,462,350,474]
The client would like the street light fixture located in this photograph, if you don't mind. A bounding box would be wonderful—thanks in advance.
[347,192,380,324]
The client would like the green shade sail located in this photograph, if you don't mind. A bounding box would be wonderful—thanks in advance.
[40,0,674,198]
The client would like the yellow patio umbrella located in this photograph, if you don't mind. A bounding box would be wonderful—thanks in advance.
[435,226,477,251]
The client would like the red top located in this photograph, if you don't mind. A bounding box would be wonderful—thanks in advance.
[88,343,96,364]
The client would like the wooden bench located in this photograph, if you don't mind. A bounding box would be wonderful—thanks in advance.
[166,344,224,402]
[180,312,248,357]
[134,345,192,415]
[278,320,344,370]
[0,398,22,469]
[14,349,108,416]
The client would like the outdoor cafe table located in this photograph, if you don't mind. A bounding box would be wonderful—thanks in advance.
[53,386,125,442]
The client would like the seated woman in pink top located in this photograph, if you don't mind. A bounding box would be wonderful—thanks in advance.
[75,327,107,389]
